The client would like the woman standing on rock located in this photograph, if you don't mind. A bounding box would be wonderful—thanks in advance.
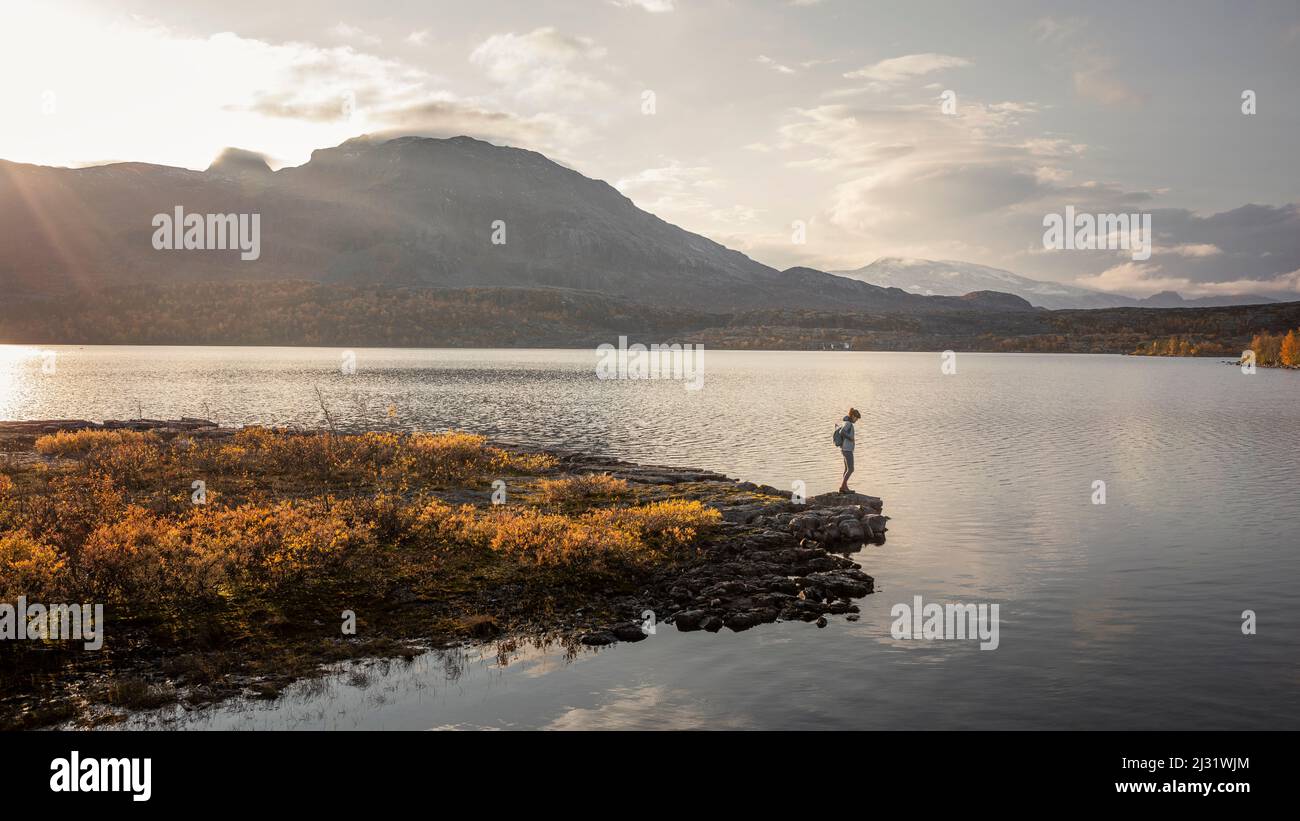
[838,407,860,494]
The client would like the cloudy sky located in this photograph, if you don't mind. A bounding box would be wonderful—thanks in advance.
[3,0,1298,297]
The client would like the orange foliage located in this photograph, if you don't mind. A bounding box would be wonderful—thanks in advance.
[0,531,66,600]
[1,428,709,610]
[1282,329,1300,367]
[534,473,629,504]
[417,498,719,567]
[35,429,161,457]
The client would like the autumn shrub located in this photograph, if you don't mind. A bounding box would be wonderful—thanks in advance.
[186,498,379,591]
[227,427,335,476]
[35,429,161,457]
[3,426,705,624]
[0,474,14,528]
[187,441,251,475]
[78,505,218,605]
[84,439,168,487]
[33,430,168,488]
[216,428,554,486]
[21,472,128,557]
[414,500,493,549]
[0,530,67,600]
[534,473,629,505]
[491,508,640,566]
[359,492,423,544]
[416,498,718,568]
[586,500,722,551]
[395,431,555,482]
[416,501,597,565]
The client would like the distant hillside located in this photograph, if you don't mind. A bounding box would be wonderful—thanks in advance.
[0,135,1028,315]
[835,257,1278,310]
[3,280,1296,354]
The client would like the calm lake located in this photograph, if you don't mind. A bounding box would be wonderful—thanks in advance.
[3,345,1298,729]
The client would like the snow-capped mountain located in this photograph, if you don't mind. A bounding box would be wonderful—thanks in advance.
[834,257,1276,310]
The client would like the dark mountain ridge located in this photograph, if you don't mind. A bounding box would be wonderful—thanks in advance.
[0,135,1034,314]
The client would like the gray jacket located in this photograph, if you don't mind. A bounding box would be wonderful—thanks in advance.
[840,416,856,452]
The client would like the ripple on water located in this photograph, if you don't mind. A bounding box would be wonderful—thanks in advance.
[5,347,1296,729]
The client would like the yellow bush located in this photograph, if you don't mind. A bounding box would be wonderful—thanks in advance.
[186,499,378,589]
[488,508,640,565]
[360,492,421,543]
[0,531,66,599]
[415,500,495,548]
[397,431,555,482]
[24,472,128,553]
[34,430,167,486]
[585,500,722,550]
[35,429,160,457]
[85,440,166,487]
[228,427,335,475]
[4,427,704,611]
[534,474,629,504]
[194,443,251,474]
[415,498,718,568]
[79,505,216,603]
[496,450,557,475]
[0,474,14,526]
[218,428,554,485]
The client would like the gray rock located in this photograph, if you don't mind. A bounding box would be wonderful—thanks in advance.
[672,610,707,631]
[612,623,649,642]
[805,570,874,599]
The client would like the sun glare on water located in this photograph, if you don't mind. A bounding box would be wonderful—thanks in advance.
[0,345,48,415]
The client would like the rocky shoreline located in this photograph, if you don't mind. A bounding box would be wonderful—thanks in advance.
[0,418,887,725]
[1,418,887,642]
[553,451,886,643]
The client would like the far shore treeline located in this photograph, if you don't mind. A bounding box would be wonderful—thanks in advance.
[1134,327,1300,366]
[3,280,1300,355]
[1245,329,1300,367]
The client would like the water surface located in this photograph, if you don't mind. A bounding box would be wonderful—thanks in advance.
[2,346,1296,729]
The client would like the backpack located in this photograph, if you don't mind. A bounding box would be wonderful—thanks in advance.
[833,425,845,448]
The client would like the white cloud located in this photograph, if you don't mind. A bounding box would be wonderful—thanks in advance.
[1164,243,1222,258]
[842,53,972,90]
[758,55,797,74]
[1078,262,1300,297]
[1020,137,1085,158]
[611,0,675,12]
[470,27,610,105]
[406,29,430,46]
[330,22,382,46]
[614,161,720,214]
[1076,262,1174,295]
[0,7,583,170]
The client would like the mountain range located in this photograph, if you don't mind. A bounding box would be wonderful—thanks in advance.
[0,135,1028,314]
[834,257,1277,310]
[0,134,1278,314]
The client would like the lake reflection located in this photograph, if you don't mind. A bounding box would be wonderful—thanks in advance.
[5,346,1298,729]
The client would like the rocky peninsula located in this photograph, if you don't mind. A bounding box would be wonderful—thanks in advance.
[0,418,885,728]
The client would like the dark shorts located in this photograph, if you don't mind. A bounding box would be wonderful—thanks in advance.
[842,450,854,471]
